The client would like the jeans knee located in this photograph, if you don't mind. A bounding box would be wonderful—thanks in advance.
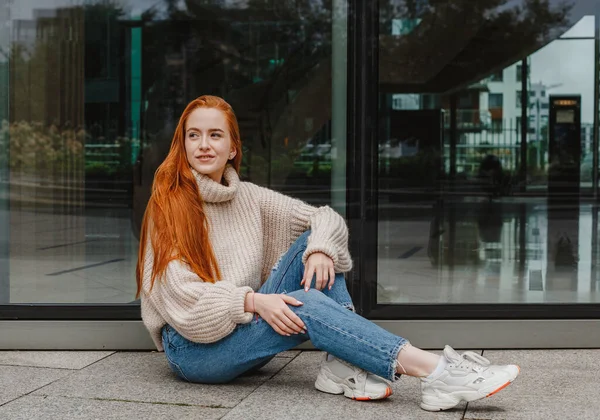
[305,288,325,298]
[288,288,326,305]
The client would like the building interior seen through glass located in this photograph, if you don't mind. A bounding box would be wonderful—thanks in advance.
[377,1,600,304]
[0,0,347,304]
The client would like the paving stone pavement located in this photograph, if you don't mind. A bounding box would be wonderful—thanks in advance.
[0,349,598,419]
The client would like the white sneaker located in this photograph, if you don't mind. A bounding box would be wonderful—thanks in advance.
[420,346,520,411]
[314,354,393,401]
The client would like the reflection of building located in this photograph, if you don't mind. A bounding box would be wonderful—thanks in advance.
[484,64,522,135]
[11,5,141,201]
[9,7,86,214]
[11,8,84,127]
[582,124,593,155]
[459,63,592,173]
[528,82,550,143]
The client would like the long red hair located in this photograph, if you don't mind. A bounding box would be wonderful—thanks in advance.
[135,95,243,298]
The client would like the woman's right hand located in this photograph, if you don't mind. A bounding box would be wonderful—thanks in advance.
[254,293,306,336]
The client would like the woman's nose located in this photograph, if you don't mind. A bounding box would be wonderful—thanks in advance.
[198,136,210,150]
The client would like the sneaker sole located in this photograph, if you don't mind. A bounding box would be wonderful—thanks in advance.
[420,365,520,412]
[315,373,393,401]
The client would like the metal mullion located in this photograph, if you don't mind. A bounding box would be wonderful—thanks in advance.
[346,0,379,315]
[593,11,599,199]
[520,58,528,191]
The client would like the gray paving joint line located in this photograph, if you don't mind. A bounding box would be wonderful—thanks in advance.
[68,351,118,371]
[32,394,229,410]
[9,351,119,383]
[0,363,80,371]
[219,351,303,419]
[458,350,487,418]
[0,352,136,410]
[457,350,486,419]
[0,369,78,409]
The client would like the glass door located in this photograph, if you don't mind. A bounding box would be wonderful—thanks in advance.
[371,0,600,319]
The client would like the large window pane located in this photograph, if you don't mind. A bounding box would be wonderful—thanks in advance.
[378,1,600,305]
[1,0,346,304]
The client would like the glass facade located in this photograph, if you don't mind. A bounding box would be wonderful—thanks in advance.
[0,0,347,305]
[377,1,600,308]
[1,0,599,331]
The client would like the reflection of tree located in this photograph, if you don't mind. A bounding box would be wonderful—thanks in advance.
[7,2,135,185]
[4,120,133,181]
[5,121,85,180]
[131,0,577,191]
[10,37,80,126]
[379,0,573,92]
[9,2,127,127]
[139,0,335,184]
[83,2,126,79]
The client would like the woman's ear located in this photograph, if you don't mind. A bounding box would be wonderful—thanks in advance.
[229,150,236,160]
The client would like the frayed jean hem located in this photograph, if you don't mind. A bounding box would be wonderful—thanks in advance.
[388,339,410,382]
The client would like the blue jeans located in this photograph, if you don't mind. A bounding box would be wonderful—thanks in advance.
[162,231,408,383]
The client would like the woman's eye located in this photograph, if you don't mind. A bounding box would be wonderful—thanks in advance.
[211,132,222,138]
[189,133,198,138]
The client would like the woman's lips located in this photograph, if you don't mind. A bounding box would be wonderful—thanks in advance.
[196,156,215,162]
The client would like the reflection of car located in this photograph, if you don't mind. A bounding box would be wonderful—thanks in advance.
[299,141,331,157]
[379,138,419,158]
[293,141,332,171]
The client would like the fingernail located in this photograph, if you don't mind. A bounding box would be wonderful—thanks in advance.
[287,334,291,336]
[297,300,303,305]
[304,287,309,292]
[302,329,307,334]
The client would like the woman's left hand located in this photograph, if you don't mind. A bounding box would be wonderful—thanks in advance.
[301,252,335,291]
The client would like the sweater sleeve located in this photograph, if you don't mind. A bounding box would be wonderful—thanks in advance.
[141,237,254,344]
[255,184,353,273]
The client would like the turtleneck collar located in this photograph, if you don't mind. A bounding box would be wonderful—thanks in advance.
[191,164,239,203]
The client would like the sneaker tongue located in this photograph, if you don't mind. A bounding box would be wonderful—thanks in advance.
[443,345,463,363]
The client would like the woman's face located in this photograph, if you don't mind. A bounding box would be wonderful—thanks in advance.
[184,107,236,183]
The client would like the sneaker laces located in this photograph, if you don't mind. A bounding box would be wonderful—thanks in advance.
[453,351,491,373]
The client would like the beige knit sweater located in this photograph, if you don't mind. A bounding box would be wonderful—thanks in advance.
[140,165,353,350]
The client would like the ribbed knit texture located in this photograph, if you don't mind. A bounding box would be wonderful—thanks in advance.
[140,165,353,350]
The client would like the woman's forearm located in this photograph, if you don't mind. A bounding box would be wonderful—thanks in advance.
[244,291,257,313]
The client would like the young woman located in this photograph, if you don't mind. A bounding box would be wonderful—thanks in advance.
[136,95,520,412]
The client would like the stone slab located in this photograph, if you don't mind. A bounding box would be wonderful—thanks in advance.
[465,350,600,420]
[0,395,229,420]
[275,351,301,358]
[223,351,466,420]
[0,351,114,370]
[0,366,72,405]
[33,352,291,408]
